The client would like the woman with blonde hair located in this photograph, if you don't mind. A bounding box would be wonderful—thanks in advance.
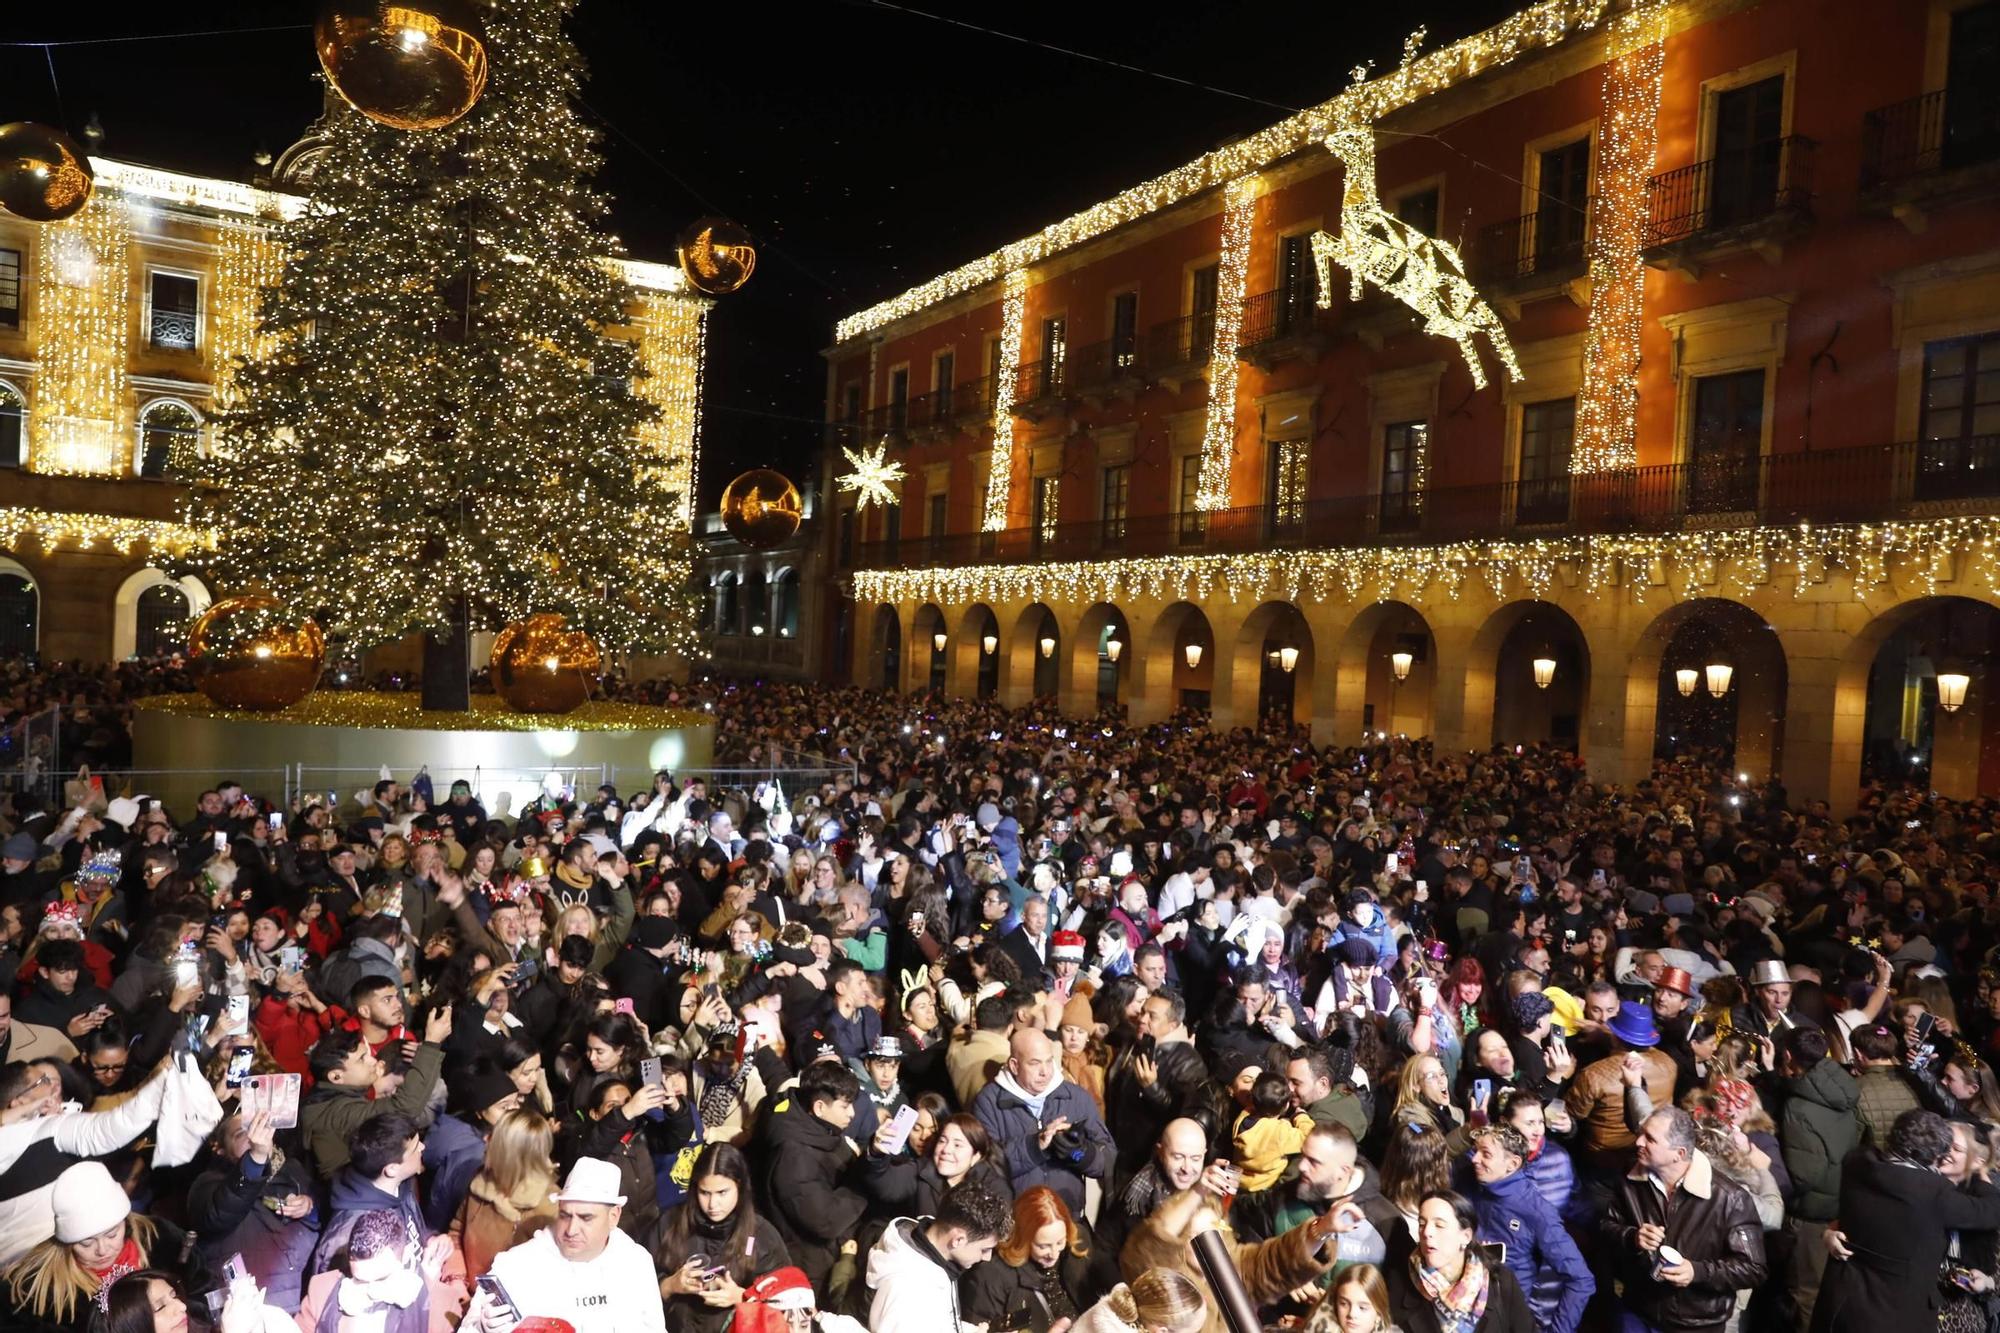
[2,1160,195,1333]
[1307,1263,1397,1333]
[450,1107,558,1280]
[1070,1266,1208,1333]
[1391,1055,1473,1155]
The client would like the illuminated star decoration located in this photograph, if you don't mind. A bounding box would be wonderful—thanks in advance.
[839,440,906,511]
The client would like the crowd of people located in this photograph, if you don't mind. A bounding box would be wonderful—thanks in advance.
[2,664,1999,1333]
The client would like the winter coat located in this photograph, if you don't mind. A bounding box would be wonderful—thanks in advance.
[1104,1039,1210,1179]
[947,1029,1012,1107]
[13,975,111,1031]
[186,1148,320,1311]
[756,1098,867,1289]
[297,1040,442,1177]
[312,937,400,1013]
[1385,1254,1538,1333]
[1520,1138,1584,1225]
[866,1216,976,1333]
[450,1170,555,1281]
[1780,1056,1862,1222]
[971,1076,1115,1218]
[486,1225,664,1333]
[1811,1151,2000,1333]
[1852,1064,1921,1149]
[860,1150,1014,1221]
[1119,1198,1331,1333]
[1302,1085,1369,1143]
[1467,1167,1594,1333]
[0,1066,167,1267]
[252,994,330,1081]
[309,1168,432,1279]
[1601,1149,1768,1331]
[652,1208,791,1333]
[295,1270,453,1333]
[960,1247,1092,1333]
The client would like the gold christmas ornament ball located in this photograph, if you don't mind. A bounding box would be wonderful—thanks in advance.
[490,614,602,714]
[187,596,326,712]
[677,217,757,296]
[720,469,803,549]
[0,122,94,223]
[315,0,489,132]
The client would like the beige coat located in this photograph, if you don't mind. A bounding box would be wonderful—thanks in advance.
[1119,1190,1330,1333]
[449,1171,555,1281]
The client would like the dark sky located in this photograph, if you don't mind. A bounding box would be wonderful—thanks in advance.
[1,1,1516,509]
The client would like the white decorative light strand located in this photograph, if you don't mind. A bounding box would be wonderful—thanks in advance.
[983,271,1028,532]
[1196,177,1258,511]
[839,440,907,510]
[32,191,131,476]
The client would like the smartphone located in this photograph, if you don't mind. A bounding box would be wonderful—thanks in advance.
[214,830,229,853]
[280,946,305,973]
[226,994,250,1031]
[1472,1077,1493,1107]
[149,799,162,813]
[878,1104,920,1155]
[474,1273,517,1315]
[1915,1012,1938,1045]
[615,996,635,1016]
[639,1056,663,1088]
[1383,852,1399,876]
[222,1253,248,1287]
[226,1048,255,1087]
[268,811,283,832]
[1592,868,1607,887]
[1514,856,1532,881]
[176,958,200,987]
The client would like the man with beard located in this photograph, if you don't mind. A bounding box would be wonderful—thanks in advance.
[1089,1116,1237,1292]
[1233,1122,1396,1263]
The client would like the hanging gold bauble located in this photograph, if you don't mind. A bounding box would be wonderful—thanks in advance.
[187,596,326,711]
[315,0,489,132]
[0,122,94,223]
[490,613,601,714]
[720,469,803,549]
[677,217,757,296]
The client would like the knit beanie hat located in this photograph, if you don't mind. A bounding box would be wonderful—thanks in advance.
[1060,991,1095,1032]
[52,1160,131,1243]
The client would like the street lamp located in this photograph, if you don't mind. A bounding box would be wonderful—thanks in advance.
[1705,658,1733,698]
[1531,645,1557,689]
[1039,635,1055,659]
[932,632,947,653]
[1391,650,1413,682]
[1279,645,1299,673]
[1938,660,1971,713]
[1675,668,1699,698]
[981,634,997,655]
[1105,636,1123,662]
[1184,642,1204,670]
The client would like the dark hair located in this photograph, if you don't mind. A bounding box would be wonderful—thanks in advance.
[1851,1024,1900,1063]
[1473,1123,1528,1162]
[496,1035,541,1075]
[558,934,595,969]
[936,1112,993,1163]
[95,1270,190,1333]
[308,1027,366,1083]
[1093,974,1145,1028]
[1249,1070,1290,1118]
[1889,1108,1957,1167]
[350,974,398,1009]
[35,938,84,973]
[348,1209,408,1262]
[1289,1046,1337,1090]
[349,1112,420,1178]
[587,1078,633,1115]
[654,1143,761,1284]
[1146,988,1188,1029]
[1779,1025,1829,1068]
[353,914,404,947]
[936,1179,1012,1244]
[974,994,1016,1033]
[826,958,864,993]
[799,1060,861,1114]
[583,1012,644,1068]
[1417,1188,1480,1232]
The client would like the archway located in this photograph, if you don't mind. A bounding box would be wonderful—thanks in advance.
[741,568,769,635]
[912,603,948,693]
[866,604,902,691]
[1005,603,1061,704]
[1065,602,1131,715]
[0,556,38,657]
[956,604,1001,699]
[1332,602,1434,741]
[136,398,202,480]
[713,573,739,635]
[1848,595,2000,798]
[1231,602,1314,731]
[113,568,213,661]
[1630,599,1788,780]
[1135,602,1215,723]
[771,568,800,639]
[1467,601,1589,752]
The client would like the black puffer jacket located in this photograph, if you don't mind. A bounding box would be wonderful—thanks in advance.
[1601,1150,1767,1331]
[755,1099,867,1289]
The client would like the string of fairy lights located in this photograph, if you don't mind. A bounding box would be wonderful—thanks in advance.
[981,270,1029,532]
[852,518,2000,611]
[1195,177,1257,511]
[0,507,213,558]
[31,192,131,475]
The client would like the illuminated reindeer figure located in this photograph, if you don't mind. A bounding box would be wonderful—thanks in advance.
[1309,80,1522,390]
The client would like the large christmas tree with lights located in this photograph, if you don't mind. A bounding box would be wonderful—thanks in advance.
[185,0,696,711]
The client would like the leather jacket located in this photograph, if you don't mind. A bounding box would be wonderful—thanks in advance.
[1601,1149,1767,1331]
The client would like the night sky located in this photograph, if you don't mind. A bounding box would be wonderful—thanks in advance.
[1,2,1518,509]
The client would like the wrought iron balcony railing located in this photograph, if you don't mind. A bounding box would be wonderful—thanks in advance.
[1470,200,1592,283]
[1862,87,2000,188]
[1644,136,1815,248]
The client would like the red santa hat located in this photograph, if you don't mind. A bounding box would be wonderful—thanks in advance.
[1051,930,1086,963]
[733,1267,817,1333]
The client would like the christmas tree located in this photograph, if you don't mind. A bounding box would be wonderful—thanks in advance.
[185,0,698,711]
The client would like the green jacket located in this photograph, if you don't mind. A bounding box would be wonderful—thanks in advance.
[298,1040,445,1177]
[1781,1056,1862,1221]
[1305,1085,1369,1143]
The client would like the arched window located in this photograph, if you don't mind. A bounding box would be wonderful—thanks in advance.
[137,400,201,480]
[773,569,800,638]
[714,574,739,635]
[0,565,38,657]
[134,581,191,657]
[0,381,23,469]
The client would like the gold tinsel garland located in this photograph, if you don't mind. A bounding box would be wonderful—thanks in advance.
[135,691,712,733]
[851,518,2000,609]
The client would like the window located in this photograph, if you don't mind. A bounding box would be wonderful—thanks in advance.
[1918,331,2000,499]
[882,499,901,550]
[836,509,856,567]
[1945,2,2000,170]
[1177,454,1206,545]
[933,351,954,416]
[148,272,199,351]
[1032,475,1060,549]
[137,400,201,479]
[988,337,1005,386]
[715,576,739,634]
[0,248,19,328]
[1101,464,1130,541]
[0,382,22,468]
[1277,234,1318,333]
[1380,420,1427,533]
[1535,139,1591,270]
[888,367,909,430]
[1039,316,1067,395]
[773,569,800,638]
[1710,74,1786,227]
[134,582,190,658]
[1110,292,1139,369]
[1269,438,1309,535]
[1183,263,1220,362]
[842,383,863,422]
[1687,368,1765,512]
[1395,188,1440,235]
[1517,397,1576,523]
[0,575,35,658]
[927,490,948,538]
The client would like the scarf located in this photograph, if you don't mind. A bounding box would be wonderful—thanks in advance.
[993,1068,1053,1119]
[1413,1249,1490,1333]
[89,1236,144,1302]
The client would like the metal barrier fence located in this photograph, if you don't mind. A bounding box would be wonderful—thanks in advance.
[0,706,60,807]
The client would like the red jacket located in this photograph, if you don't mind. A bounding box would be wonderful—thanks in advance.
[255,994,330,1083]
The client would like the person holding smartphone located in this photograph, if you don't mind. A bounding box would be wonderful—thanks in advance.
[652,1144,790,1333]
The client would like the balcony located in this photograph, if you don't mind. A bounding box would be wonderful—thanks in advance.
[1860,87,2000,230]
[1468,203,1592,315]
[1067,338,1147,404]
[949,375,993,426]
[849,438,1994,570]
[1012,356,1072,421]
[1236,289,1334,370]
[1643,137,1815,275]
[1146,312,1216,392]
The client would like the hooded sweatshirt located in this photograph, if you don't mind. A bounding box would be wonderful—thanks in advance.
[866,1217,976,1333]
